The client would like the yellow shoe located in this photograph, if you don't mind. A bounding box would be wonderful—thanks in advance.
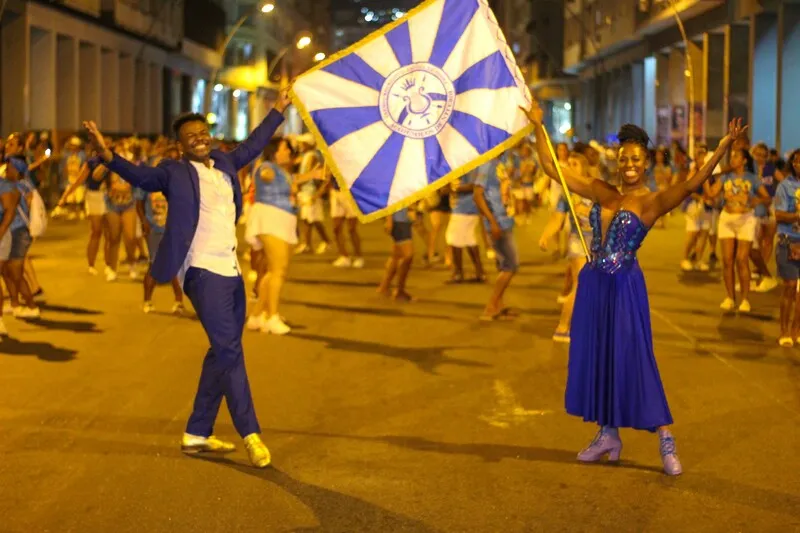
[181,433,236,455]
[244,433,271,468]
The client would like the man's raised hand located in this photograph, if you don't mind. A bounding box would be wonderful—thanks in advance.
[275,88,292,114]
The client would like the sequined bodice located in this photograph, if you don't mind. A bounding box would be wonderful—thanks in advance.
[589,204,649,274]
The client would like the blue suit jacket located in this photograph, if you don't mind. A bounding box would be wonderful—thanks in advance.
[105,109,285,283]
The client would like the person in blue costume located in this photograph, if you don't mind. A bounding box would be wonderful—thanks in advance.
[524,100,746,476]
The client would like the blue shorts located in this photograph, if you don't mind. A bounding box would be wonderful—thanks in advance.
[9,228,32,260]
[776,237,800,281]
[491,229,519,273]
[105,199,136,214]
[391,221,413,243]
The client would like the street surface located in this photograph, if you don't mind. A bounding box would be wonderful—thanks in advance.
[0,211,798,532]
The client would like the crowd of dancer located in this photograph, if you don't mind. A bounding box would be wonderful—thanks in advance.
[4,89,799,478]
[4,117,800,345]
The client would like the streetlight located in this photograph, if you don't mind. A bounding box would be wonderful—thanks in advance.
[205,2,275,113]
[314,52,326,62]
[266,32,315,80]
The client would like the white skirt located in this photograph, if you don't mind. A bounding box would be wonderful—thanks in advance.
[85,190,107,216]
[330,189,358,219]
[445,213,479,247]
[245,202,298,250]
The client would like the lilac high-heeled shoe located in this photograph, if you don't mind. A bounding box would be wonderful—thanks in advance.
[658,429,683,476]
[577,426,622,462]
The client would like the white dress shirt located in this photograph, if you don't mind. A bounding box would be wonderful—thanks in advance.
[179,160,240,283]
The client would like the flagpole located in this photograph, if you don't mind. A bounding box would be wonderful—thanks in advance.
[539,126,591,261]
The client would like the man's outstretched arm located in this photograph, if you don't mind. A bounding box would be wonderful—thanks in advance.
[84,120,169,193]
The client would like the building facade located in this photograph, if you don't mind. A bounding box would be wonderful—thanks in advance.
[564,0,800,153]
[489,0,575,142]
[330,0,417,52]
[0,0,226,137]
[213,0,331,139]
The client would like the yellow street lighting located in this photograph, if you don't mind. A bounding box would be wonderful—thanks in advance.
[297,36,312,49]
[314,52,326,62]
[261,3,274,13]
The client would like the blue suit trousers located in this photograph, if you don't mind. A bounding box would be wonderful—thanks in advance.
[183,267,260,438]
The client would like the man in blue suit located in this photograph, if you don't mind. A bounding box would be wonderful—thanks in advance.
[83,91,292,468]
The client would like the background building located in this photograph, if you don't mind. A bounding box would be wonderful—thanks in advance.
[564,0,800,153]
[488,0,575,142]
[331,0,416,52]
[214,0,332,139]
[0,0,225,137]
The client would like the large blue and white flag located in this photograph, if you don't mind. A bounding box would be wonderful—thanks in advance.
[291,0,533,222]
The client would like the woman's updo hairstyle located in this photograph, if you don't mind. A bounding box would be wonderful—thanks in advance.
[618,124,650,151]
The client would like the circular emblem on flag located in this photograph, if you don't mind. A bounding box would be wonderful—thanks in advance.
[379,63,456,139]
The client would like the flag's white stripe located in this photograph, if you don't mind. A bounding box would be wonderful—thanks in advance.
[329,121,393,187]
[442,8,497,82]
[356,36,401,79]
[387,138,427,205]
[408,0,445,63]
[454,88,528,134]
[437,123,481,172]
[294,70,380,113]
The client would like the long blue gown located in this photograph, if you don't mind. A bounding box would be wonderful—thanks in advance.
[565,204,673,431]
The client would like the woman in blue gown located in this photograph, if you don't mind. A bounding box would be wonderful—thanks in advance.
[524,102,746,476]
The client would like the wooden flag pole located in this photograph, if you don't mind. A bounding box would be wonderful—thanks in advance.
[539,127,591,261]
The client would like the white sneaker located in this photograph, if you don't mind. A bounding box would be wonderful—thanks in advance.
[294,244,308,255]
[262,314,290,335]
[143,301,155,314]
[129,268,138,280]
[172,302,185,315]
[88,266,98,276]
[13,307,40,319]
[332,256,352,268]
[754,277,778,293]
[0,317,7,336]
[720,297,735,311]
[738,300,751,313]
[351,257,365,269]
[315,242,329,255]
[680,259,694,272]
[246,313,267,331]
[106,269,117,282]
[696,262,710,272]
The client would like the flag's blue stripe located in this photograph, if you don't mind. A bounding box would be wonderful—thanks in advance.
[351,133,405,213]
[385,22,413,67]
[449,110,511,155]
[427,0,480,68]
[310,107,382,146]
[423,136,452,184]
[453,51,517,94]
[323,54,386,92]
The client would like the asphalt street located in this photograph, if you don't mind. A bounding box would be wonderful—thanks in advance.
[0,211,798,532]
